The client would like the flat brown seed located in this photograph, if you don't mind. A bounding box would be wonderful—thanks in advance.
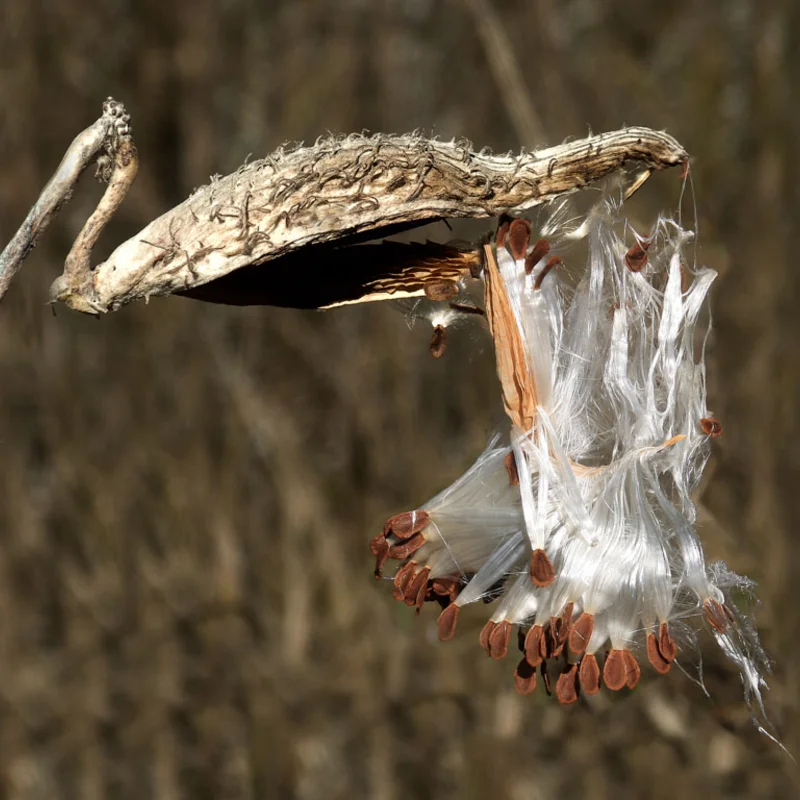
[524,238,551,274]
[699,417,723,437]
[556,664,580,705]
[540,663,552,696]
[579,653,601,695]
[406,567,431,610]
[548,603,573,657]
[432,577,460,598]
[437,603,460,641]
[385,510,430,540]
[647,633,672,674]
[603,649,627,691]
[504,451,519,486]
[533,255,562,290]
[625,240,651,272]
[392,561,417,600]
[370,534,390,578]
[623,649,641,689]
[424,280,458,301]
[514,658,538,695]
[530,549,555,587]
[429,325,447,359]
[569,612,594,656]
[496,217,511,250]
[508,218,532,261]
[703,599,731,634]
[524,625,546,667]
[480,620,497,655]
[657,622,678,662]
[388,533,425,560]
[488,620,512,660]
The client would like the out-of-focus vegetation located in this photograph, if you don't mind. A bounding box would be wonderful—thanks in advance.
[0,1,797,797]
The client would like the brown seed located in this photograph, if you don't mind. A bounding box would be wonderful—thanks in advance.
[388,533,425,560]
[385,510,430,540]
[680,158,690,180]
[392,561,417,601]
[548,603,574,658]
[515,658,538,695]
[524,624,547,667]
[504,451,519,486]
[625,239,651,272]
[406,567,431,611]
[432,577,460,599]
[556,664,580,705]
[429,325,447,359]
[603,649,627,691]
[647,633,672,674]
[530,549,555,587]
[569,612,594,656]
[699,417,723,437]
[480,620,497,655]
[437,603,460,641]
[623,649,641,689]
[578,653,601,695]
[424,280,458,302]
[703,598,731,634]
[524,238,551,274]
[489,620,512,660]
[496,216,511,250]
[449,301,485,316]
[540,663,552,696]
[657,622,678,662]
[679,262,689,293]
[508,218,532,261]
[533,255,562,290]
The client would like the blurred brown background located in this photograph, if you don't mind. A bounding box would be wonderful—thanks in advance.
[0,1,798,798]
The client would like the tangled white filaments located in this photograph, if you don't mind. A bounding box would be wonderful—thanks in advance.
[370,193,770,722]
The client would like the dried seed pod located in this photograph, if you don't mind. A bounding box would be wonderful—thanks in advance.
[530,549,555,587]
[603,649,627,691]
[488,620,512,660]
[508,218,532,261]
[533,255,562,290]
[556,664,580,705]
[504,451,520,486]
[699,417,723,437]
[647,633,672,674]
[437,603,460,641]
[704,598,733,634]
[515,658,538,695]
[569,612,594,656]
[388,533,425,560]
[657,622,678,662]
[480,620,497,655]
[429,325,447,358]
[623,649,641,689]
[524,624,547,667]
[384,510,429,540]
[424,280,458,301]
[524,238,550,274]
[578,653,601,695]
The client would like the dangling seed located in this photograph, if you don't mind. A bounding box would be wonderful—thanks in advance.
[603,649,627,691]
[524,624,547,667]
[437,603,460,641]
[699,417,723,437]
[515,658,538,695]
[370,534,390,578]
[385,510,430,540]
[548,603,573,657]
[540,663,552,696]
[406,567,431,611]
[533,255,562,290]
[647,633,671,674]
[579,653,601,695]
[657,622,678,662]
[625,239,651,272]
[388,533,425,560]
[569,612,594,656]
[556,664,580,705]
[429,325,447,358]
[508,218,532,260]
[496,216,512,250]
[392,561,417,600]
[488,620,512,660]
[703,598,732,634]
[449,301,485,316]
[530,549,555,587]
[524,238,550,274]
[424,280,458,301]
[504,451,519,486]
[623,649,641,689]
[432,577,460,599]
[480,620,497,655]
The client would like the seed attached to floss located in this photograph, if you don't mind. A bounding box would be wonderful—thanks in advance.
[424,280,458,302]
[704,598,734,634]
[515,658,538,695]
[578,653,601,695]
[603,649,627,691]
[504,450,519,486]
[624,238,652,272]
[568,612,594,656]
[646,633,672,674]
[388,533,425,560]
[524,624,547,667]
[370,533,390,578]
[699,417,723,437]
[406,566,431,612]
[429,325,447,359]
[488,620,512,660]
[533,255,562,290]
[623,650,641,690]
[548,603,573,658]
[658,622,678,662]
[556,664,580,705]
[507,218,532,261]
[384,510,429,540]
[437,603,460,641]
[524,238,551,274]
[480,620,497,655]
[530,548,555,587]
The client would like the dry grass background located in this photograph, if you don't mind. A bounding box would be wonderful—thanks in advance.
[0,1,798,797]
